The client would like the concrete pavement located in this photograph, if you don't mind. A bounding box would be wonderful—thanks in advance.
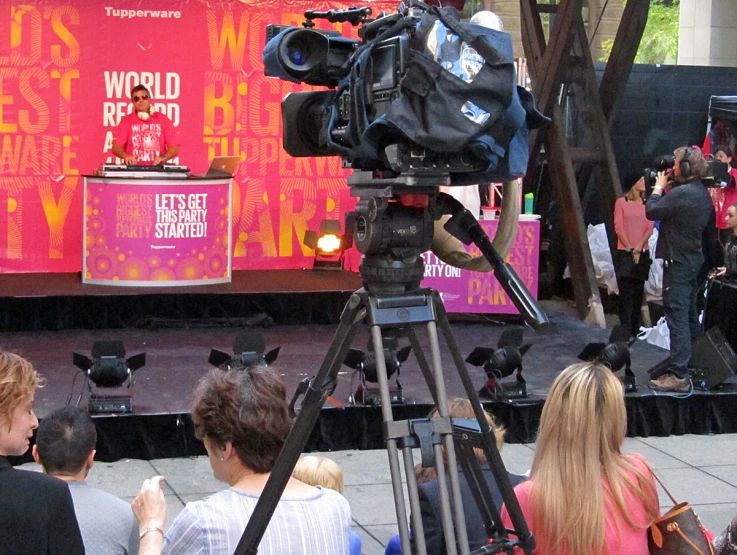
[18,433,737,554]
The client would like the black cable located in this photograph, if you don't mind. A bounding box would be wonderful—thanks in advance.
[66,370,84,406]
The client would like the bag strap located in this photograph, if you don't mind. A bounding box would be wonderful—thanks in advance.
[651,471,679,506]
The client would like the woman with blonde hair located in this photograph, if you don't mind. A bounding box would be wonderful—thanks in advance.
[501,363,659,554]
[614,175,654,338]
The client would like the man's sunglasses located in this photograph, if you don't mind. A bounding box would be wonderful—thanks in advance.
[133,94,149,102]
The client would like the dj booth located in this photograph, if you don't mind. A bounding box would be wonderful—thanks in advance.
[82,165,233,286]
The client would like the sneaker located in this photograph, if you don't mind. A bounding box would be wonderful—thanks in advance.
[649,373,690,393]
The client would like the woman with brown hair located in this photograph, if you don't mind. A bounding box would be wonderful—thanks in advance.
[132,367,352,555]
[0,350,84,554]
[501,363,659,554]
[614,176,654,338]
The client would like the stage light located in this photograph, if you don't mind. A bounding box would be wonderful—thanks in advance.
[72,341,146,413]
[466,328,531,401]
[208,331,280,370]
[343,335,411,406]
[303,219,352,270]
[578,325,637,392]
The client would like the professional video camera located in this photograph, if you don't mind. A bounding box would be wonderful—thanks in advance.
[644,153,730,194]
[263,2,546,186]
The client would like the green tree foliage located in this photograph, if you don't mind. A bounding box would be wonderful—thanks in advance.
[599,0,679,64]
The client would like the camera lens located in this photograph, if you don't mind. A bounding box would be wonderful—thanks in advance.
[287,43,309,66]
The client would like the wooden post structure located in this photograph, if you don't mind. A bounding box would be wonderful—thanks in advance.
[519,0,650,325]
[520,0,605,326]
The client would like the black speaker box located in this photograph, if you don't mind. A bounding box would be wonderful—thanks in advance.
[689,327,737,390]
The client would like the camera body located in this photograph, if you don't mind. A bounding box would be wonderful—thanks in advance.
[643,153,730,196]
[263,5,543,186]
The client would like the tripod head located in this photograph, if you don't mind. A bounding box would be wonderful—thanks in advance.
[345,172,550,329]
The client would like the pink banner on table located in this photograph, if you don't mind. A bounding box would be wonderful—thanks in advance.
[421,219,540,313]
[82,177,232,285]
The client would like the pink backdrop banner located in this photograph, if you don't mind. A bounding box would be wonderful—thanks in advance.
[82,177,232,285]
[421,220,540,313]
[0,0,396,273]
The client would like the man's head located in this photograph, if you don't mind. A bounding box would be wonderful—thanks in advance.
[130,84,152,114]
[33,406,96,478]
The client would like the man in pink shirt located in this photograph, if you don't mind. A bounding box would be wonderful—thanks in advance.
[111,85,180,166]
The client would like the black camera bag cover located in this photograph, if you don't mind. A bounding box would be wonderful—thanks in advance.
[328,6,548,183]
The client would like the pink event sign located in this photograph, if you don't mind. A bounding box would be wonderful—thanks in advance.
[421,219,540,313]
[82,178,232,286]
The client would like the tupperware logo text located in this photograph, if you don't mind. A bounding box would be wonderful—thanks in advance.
[104,7,182,19]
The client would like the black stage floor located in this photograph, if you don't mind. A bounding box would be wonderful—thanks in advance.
[2,296,736,462]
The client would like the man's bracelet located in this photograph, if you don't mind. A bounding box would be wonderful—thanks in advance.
[139,527,164,540]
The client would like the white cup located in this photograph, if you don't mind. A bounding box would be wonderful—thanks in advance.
[481,207,497,220]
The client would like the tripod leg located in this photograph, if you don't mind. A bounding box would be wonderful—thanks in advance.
[426,320,469,555]
[433,293,535,555]
[407,328,439,406]
[400,442,427,554]
[369,325,415,555]
[234,294,364,555]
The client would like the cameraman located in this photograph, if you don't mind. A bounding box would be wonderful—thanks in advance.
[646,146,716,392]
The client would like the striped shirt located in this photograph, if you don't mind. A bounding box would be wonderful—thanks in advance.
[162,486,351,555]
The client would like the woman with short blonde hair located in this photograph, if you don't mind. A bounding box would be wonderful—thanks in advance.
[502,363,659,554]
[0,350,84,554]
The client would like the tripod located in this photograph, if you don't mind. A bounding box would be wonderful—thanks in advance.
[235,183,542,554]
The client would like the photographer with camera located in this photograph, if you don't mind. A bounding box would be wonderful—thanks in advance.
[646,146,716,392]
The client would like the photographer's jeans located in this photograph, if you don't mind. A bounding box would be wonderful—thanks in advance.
[662,261,702,378]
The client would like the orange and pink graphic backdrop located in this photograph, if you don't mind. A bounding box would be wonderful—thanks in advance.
[83,178,231,284]
[0,0,396,273]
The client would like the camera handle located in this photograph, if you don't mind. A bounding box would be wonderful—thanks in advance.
[233,287,534,555]
[437,193,550,331]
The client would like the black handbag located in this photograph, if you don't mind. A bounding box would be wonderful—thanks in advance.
[617,249,652,282]
[648,473,715,555]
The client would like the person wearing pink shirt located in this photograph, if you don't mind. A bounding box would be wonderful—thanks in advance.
[613,177,654,338]
[501,363,660,555]
[111,85,180,166]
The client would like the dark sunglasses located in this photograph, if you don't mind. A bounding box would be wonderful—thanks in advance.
[133,94,149,102]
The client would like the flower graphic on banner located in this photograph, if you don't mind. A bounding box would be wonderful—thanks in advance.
[118,257,150,281]
[88,247,119,280]
[150,268,176,281]
[175,257,205,280]
[204,247,227,276]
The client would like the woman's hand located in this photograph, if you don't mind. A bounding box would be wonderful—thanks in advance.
[633,251,641,265]
[655,171,669,189]
[716,267,727,277]
[132,476,167,530]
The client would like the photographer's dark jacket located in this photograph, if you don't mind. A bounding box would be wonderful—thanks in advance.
[646,180,716,268]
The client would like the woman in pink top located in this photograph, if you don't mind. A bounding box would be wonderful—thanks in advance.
[501,363,659,555]
[614,177,654,337]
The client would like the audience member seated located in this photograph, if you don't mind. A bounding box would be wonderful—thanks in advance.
[0,350,84,554]
[411,397,526,555]
[293,455,362,555]
[33,406,139,554]
[501,362,659,554]
[132,366,352,555]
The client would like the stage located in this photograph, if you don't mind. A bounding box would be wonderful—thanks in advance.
[1,273,736,462]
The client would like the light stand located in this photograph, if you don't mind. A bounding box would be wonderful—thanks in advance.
[234,179,545,555]
[72,341,145,413]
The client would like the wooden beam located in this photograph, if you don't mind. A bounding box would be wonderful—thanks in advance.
[545,105,605,326]
[599,0,650,125]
